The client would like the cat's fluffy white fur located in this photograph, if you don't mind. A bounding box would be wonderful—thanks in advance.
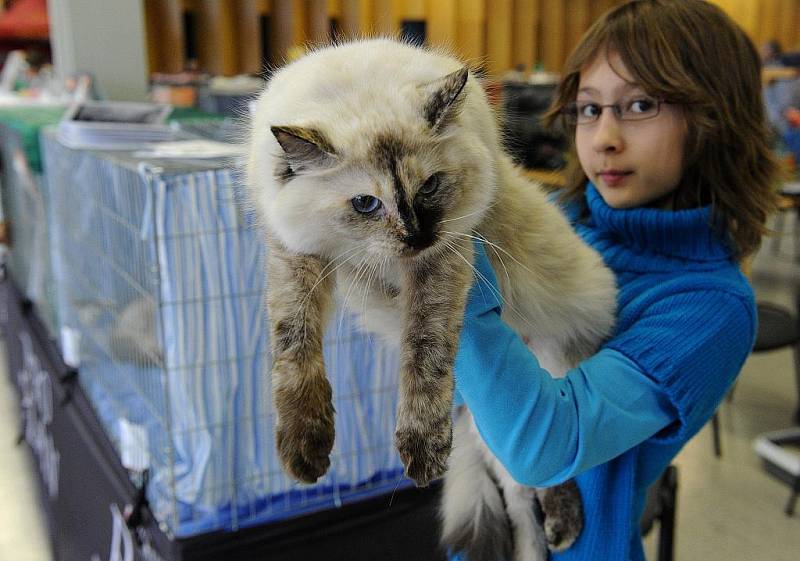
[247,38,617,561]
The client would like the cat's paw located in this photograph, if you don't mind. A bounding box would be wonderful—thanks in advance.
[275,412,334,484]
[540,479,584,552]
[395,416,452,487]
[274,374,335,484]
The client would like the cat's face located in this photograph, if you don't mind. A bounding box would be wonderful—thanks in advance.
[248,42,498,263]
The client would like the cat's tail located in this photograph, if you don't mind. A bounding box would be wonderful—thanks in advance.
[440,409,513,561]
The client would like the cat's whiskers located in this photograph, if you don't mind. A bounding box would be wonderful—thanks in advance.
[337,250,374,340]
[469,229,538,279]
[440,237,535,331]
[311,244,366,294]
[359,257,383,347]
[291,244,368,333]
[439,238,503,306]
[440,230,512,287]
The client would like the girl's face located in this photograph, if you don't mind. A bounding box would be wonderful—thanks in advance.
[575,51,688,209]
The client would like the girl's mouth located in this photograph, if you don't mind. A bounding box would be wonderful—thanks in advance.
[599,170,632,187]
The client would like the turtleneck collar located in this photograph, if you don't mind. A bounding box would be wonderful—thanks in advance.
[579,183,733,271]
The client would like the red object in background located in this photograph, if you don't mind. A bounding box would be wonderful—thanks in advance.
[0,0,49,40]
[785,107,800,128]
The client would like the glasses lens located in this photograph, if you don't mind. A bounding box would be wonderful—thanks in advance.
[621,97,660,121]
[563,102,599,125]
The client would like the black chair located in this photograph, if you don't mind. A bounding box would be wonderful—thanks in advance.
[640,465,679,561]
[711,301,800,457]
[500,82,567,171]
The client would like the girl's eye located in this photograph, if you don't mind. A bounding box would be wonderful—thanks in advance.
[351,195,382,214]
[419,174,440,196]
[628,97,657,114]
[577,102,600,118]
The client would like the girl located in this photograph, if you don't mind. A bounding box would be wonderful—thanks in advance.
[453,1,779,559]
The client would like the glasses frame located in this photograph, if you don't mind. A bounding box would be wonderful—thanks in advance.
[561,97,667,126]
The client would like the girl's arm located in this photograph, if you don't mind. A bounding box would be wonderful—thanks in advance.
[455,245,754,488]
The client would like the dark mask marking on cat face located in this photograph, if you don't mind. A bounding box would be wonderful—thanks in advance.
[371,134,440,251]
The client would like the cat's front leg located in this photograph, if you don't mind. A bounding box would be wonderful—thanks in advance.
[396,242,474,487]
[267,242,336,484]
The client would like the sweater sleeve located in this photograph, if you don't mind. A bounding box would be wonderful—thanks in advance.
[604,287,756,444]
[454,288,755,488]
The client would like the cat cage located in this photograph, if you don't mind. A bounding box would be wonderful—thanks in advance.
[0,109,65,334]
[39,127,410,539]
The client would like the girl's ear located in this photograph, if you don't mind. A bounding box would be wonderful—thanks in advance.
[271,125,338,174]
[419,67,469,131]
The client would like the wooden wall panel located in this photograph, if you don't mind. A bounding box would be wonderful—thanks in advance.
[400,0,426,20]
[712,0,800,53]
[270,0,294,65]
[340,0,361,38]
[359,0,374,35]
[427,0,457,51]
[512,0,536,71]
[373,0,399,35]
[196,0,237,76]
[777,0,797,51]
[455,0,484,64]
[566,0,592,62]
[291,0,308,48]
[540,0,566,71]
[485,0,512,74]
[758,0,780,46]
[147,0,800,78]
[308,0,331,44]
[144,0,184,74]
[234,0,261,74]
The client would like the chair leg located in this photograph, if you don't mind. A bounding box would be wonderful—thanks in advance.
[793,346,800,425]
[794,207,800,263]
[771,211,785,255]
[711,412,722,458]
[785,489,798,517]
[725,381,737,403]
[657,466,678,561]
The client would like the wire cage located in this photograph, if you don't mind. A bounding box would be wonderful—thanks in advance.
[0,120,60,334]
[39,128,410,538]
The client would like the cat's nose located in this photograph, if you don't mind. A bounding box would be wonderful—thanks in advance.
[402,231,435,251]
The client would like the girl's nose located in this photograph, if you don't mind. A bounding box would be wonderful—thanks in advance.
[591,110,624,153]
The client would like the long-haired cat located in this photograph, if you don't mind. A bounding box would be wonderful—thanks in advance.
[246,39,617,561]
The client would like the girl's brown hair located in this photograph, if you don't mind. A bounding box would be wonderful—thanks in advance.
[543,0,780,258]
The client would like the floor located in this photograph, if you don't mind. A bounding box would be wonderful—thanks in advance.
[0,216,798,561]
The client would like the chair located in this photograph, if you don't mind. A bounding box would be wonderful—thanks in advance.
[770,193,800,262]
[640,465,679,561]
[753,427,800,516]
[711,300,800,458]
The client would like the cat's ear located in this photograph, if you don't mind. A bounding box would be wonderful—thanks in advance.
[421,67,469,131]
[271,125,337,174]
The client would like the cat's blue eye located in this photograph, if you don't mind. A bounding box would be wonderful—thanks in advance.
[351,195,382,214]
[419,174,440,196]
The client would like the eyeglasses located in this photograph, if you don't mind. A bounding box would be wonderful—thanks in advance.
[562,96,666,125]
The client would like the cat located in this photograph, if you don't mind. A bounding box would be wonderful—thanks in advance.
[246,38,617,561]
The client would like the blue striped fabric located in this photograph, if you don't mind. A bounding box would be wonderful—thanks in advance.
[40,129,411,537]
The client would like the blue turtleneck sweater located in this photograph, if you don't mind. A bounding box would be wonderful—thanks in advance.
[452,184,757,561]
